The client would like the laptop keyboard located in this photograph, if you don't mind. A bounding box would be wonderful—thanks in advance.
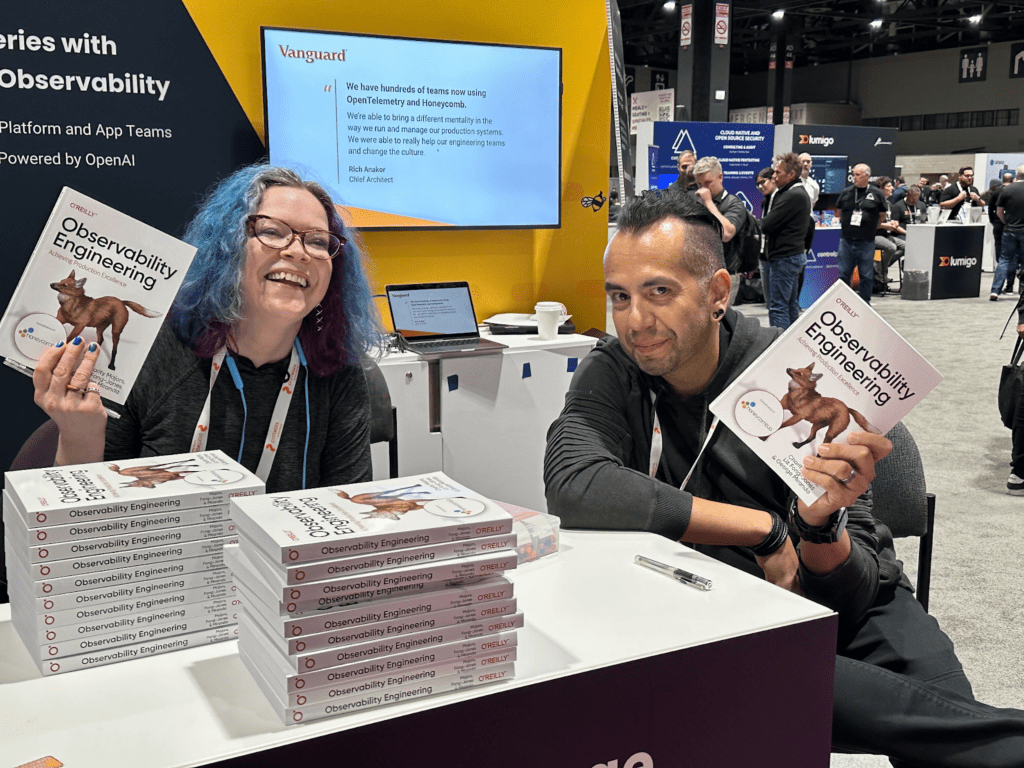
[414,339,483,349]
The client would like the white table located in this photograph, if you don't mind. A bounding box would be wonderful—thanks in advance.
[1,531,836,768]
[375,333,598,511]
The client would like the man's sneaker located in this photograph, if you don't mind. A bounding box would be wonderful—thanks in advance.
[1008,474,1024,495]
[990,293,1000,301]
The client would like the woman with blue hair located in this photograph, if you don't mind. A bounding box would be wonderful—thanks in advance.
[32,164,383,492]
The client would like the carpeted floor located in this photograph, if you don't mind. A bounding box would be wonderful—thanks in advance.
[607,279,1024,767]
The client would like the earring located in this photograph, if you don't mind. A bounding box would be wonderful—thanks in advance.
[315,304,324,333]
[713,309,724,320]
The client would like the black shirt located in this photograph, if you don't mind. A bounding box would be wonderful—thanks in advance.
[940,182,979,218]
[758,178,810,260]
[713,189,749,272]
[891,199,927,228]
[998,182,1024,232]
[836,184,886,240]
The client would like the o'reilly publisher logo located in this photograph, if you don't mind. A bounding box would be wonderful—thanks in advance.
[939,256,978,268]
[734,389,783,438]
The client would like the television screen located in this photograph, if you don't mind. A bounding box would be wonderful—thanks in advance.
[808,155,849,195]
[262,27,562,230]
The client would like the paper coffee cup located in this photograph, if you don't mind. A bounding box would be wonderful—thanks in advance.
[535,302,562,340]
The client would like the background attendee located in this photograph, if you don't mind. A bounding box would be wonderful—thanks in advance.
[836,163,886,304]
[891,185,927,229]
[890,175,909,204]
[608,189,621,221]
[873,176,905,295]
[991,165,1024,302]
[692,156,747,306]
[755,166,776,305]
[939,166,981,218]
[545,189,1024,766]
[918,176,933,205]
[32,164,383,493]
[931,173,950,205]
[759,152,811,329]
[670,149,698,192]
[986,172,1016,293]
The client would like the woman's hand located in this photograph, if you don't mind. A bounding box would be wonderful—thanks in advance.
[797,432,893,524]
[32,337,108,465]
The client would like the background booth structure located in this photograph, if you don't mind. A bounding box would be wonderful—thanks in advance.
[0,0,610,477]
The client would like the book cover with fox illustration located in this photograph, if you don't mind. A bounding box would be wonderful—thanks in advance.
[710,281,943,504]
[0,187,196,404]
[230,472,513,566]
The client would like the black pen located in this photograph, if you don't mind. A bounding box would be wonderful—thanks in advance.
[634,555,713,591]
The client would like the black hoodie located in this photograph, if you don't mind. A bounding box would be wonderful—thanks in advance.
[544,308,904,629]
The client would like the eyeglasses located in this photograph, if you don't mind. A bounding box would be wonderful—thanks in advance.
[246,215,345,260]
[756,179,770,188]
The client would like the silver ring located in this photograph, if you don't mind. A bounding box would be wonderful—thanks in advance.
[84,386,102,395]
[839,467,858,485]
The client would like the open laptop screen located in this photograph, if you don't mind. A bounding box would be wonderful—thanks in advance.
[386,283,480,340]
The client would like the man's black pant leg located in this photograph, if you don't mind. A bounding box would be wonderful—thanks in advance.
[830,586,1024,767]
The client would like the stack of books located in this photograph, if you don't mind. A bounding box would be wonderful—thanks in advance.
[227,472,522,724]
[4,450,263,675]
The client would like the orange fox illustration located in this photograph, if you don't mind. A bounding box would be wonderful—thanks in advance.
[765,362,880,449]
[107,460,199,489]
[50,270,161,370]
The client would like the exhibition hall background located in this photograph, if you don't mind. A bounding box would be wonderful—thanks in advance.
[0,0,611,474]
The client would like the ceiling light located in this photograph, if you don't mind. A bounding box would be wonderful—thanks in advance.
[772,10,785,19]
[664,1,676,9]
[968,14,982,23]
[869,19,883,28]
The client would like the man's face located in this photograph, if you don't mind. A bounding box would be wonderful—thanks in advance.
[799,154,813,174]
[907,189,921,205]
[919,177,929,187]
[604,219,718,386]
[773,164,796,187]
[959,169,974,185]
[694,169,724,197]
[678,152,695,175]
[882,182,894,197]
[852,166,870,187]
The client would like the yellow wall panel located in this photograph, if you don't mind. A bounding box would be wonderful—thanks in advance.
[182,0,610,331]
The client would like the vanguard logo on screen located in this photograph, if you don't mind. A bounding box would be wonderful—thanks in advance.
[277,44,347,63]
[799,134,835,147]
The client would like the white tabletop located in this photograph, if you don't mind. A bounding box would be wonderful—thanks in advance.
[1,530,832,768]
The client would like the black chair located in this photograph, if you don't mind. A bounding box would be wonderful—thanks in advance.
[363,358,399,479]
[871,422,935,611]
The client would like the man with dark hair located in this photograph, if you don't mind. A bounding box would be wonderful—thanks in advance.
[836,163,886,304]
[917,176,933,205]
[992,165,1024,303]
[873,177,905,295]
[669,149,698,193]
[939,166,981,218]
[759,152,810,328]
[986,172,1017,294]
[544,189,1024,766]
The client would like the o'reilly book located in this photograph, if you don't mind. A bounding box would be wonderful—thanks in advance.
[0,187,196,403]
[5,449,263,529]
[231,472,513,566]
[710,281,942,504]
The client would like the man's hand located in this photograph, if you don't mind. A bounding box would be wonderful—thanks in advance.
[798,432,893,524]
[694,187,713,205]
[755,537,802,595]
[970,191,982,203]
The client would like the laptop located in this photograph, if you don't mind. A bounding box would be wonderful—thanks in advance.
[385,282,507,359]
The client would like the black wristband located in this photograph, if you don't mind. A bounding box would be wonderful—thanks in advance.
[751,512,790,557]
